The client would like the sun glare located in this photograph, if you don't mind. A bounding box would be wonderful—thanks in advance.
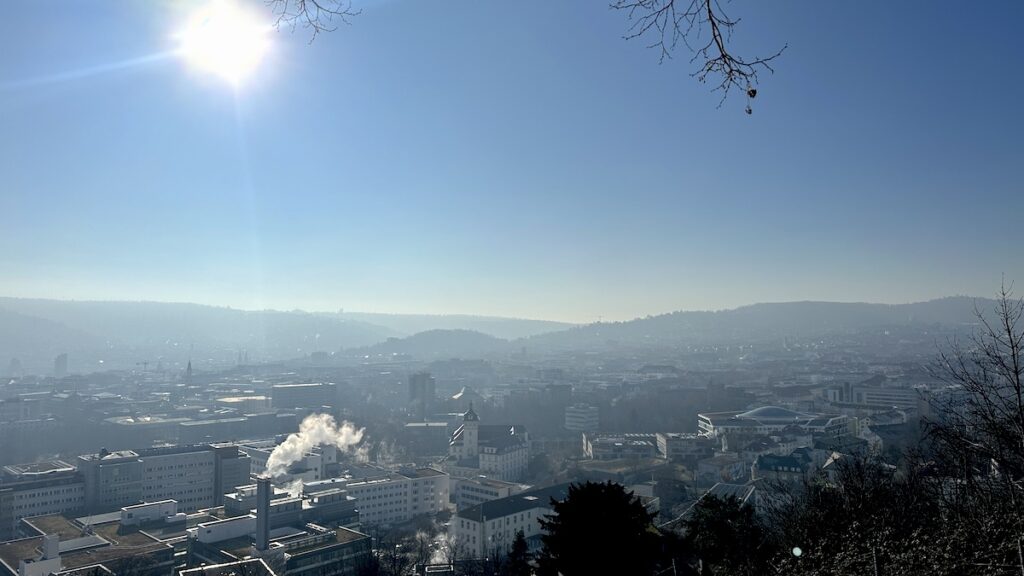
[178,1,271,85]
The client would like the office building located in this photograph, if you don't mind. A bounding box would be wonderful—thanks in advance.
[453,483,571,558]
[408,372,436,420]
[303,467,449,527]
[0,464,85,541]
[271,383,336,410]
[453,477,528,511]
[77,444,250,514]
[564,404,599,433]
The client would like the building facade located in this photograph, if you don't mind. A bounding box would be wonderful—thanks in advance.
[564,404,599,433]
[303,467,449,527]
[453,477,527,511]
[77,444,251,514]
[453,483,571,558]
[444,407,529,482]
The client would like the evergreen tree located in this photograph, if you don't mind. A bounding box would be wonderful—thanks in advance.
[536,481,659,576]
[502,531,531,576]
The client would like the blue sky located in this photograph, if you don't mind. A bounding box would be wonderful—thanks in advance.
[0,1,1021,323]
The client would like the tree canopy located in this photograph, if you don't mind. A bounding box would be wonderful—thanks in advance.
[537,481,660,576]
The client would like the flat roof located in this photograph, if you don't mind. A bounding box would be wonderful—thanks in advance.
[104,416,192,426]
[3,460,75,476]
[457,483,571,522]
[180,558,276,576]
[0,515,172,575]
[459,476,523,489]
[408,468,446,478]
[285,527,368,555]
[77,450,139,462]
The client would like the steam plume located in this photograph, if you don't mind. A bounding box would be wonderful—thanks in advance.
[265,413,364,478]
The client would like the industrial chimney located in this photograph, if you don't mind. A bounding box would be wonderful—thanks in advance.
[255,477,271,551]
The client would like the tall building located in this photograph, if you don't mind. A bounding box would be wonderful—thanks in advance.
[137,445,251,511]
[408,372,436,420]
[5,359,21,378]
[77,449,143,513]
[77,444,251,514]
[53,353,68,378]
[271,383,336,410]
[564,404,599,433]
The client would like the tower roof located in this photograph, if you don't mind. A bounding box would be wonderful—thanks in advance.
[463,402,479,422]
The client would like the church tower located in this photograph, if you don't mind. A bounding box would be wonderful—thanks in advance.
[462,402,480,458]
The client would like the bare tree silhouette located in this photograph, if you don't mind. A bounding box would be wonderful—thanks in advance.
[268,0,360,40]
[264,0,781,111]
[611,0,785,112]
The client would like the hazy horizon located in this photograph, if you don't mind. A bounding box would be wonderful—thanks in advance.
[2,1,1021,323]
[0,291,997,325]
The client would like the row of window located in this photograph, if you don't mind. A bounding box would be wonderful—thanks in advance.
[13,488,82,500]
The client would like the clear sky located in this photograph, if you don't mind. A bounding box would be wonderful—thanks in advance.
[0,1,1021,323]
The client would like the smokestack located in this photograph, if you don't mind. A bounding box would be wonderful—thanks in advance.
[255,477,271,551]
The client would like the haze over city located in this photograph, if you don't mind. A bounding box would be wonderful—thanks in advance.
[1,2,1023,576]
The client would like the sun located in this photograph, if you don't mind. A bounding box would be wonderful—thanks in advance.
[178,1,271,85]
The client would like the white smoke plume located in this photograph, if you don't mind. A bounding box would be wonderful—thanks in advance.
[283,479,304,498]
[264,413,364,478]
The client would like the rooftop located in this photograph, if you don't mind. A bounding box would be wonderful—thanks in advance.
[735,406,812,422]
[180,558,278,576]
[77,450,139,462]
[0,515,172,575]
[457,483,571,522]
[3,460,76,477]
[103,415,192,426]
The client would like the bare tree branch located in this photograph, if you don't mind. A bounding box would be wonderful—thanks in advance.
[925,281,1024,511]
[267,0,360,41]
[611,0,786,112]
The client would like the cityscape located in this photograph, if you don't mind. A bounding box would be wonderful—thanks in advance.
[2,1,1022,575]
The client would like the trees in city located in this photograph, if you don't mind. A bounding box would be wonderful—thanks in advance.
[536,481,660,576]
[677,494,768,576]
[501,531,531,576]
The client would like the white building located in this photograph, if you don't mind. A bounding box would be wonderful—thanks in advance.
[582,433,658,460]
[453,483,570,558]
[564,404,599,433]
[303,467,449,527]
[0,469,85,540]
[655,433,714,462]
[697,406,851,442]
[76,444,250,514]
[454,476,529,511]
[823,382,921,409]
[138,444,251,512]
[138,446,217,510]
[444,406,529,482]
